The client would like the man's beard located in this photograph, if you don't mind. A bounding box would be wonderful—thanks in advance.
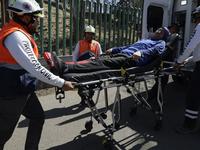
[29,27,38,34]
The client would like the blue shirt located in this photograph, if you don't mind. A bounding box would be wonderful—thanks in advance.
[112,38,165,66]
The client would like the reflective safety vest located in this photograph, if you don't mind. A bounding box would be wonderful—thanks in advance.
[0,20,38,64]
[77,38,99,61]
[0,20,38,96]
[79,38,99,56]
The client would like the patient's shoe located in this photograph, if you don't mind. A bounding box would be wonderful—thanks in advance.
[51,52,68,76]
[175,125,196,134]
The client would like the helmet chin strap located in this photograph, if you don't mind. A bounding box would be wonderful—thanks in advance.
[26,16,36,34]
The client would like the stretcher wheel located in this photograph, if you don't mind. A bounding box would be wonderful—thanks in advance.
[153,120,162,131]
[126,88,131,94]
[100,113,107,119]
[172,75,183,83]
[130,107,137,116]
[85,120,93,132]
[103,140,112,150]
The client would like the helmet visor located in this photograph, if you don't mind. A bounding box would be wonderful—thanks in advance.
[32,8,44,18]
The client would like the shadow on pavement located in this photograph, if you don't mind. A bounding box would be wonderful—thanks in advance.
[18,81,200,150]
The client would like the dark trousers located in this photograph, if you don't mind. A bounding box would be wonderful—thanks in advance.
[0,92,45,150]
[68,53,136,73]
[184,62,200,128]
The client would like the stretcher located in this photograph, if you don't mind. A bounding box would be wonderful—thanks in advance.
[43,33,179,150]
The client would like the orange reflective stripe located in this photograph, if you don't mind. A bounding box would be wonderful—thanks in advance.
[0,20,38,64]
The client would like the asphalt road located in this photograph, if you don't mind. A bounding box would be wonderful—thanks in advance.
[3,76,200,150]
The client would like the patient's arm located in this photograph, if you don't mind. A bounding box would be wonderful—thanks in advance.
[131,51,141,61]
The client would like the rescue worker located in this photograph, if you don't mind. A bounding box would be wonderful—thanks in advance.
[72,25,102,62]
[148,23,179,102]
[0,0,76,149]
[174,6,200,134]
[168,23,179,34]
[72,25,102,106]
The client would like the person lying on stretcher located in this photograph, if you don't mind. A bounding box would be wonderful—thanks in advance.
[48,27,169,76]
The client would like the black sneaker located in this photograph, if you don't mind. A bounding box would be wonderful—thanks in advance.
[175,125,196,134]
[51,52,66,76]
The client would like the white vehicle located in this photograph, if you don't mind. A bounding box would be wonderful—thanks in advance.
[141,0,200,83]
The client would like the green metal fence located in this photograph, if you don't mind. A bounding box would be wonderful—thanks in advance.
[36,0,141,57]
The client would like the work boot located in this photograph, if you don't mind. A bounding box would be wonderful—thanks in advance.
[175,125,196,134]
[51,52,68,76]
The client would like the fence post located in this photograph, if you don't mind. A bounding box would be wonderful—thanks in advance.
[125,6,129,46]
[70,0,73,55]
[99,3,102,45]
[132,8,137,44]
[94,1,97,40]
[48,0,52,52]
[55,0,59,55]
[103,3,107,52]
[108,4,112,49]
[76,0,80,44]
[88,0,91,25]
[136,8,141,41]
[63,0,66,55]
[40,0,44,56]
[1,0,6,27]
[113,5,117,47]
[117,6,121,47]
[82,0,86,40]
[129,7,133,45]
[121,6,125,46]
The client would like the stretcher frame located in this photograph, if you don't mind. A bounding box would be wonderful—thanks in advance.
[44,33,179,149]
[58,66,166,149]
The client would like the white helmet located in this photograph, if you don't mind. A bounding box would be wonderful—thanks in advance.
[192,6,200,15]
[192,6,200,22]
[7,0,44,18]
[84,25,95,34]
